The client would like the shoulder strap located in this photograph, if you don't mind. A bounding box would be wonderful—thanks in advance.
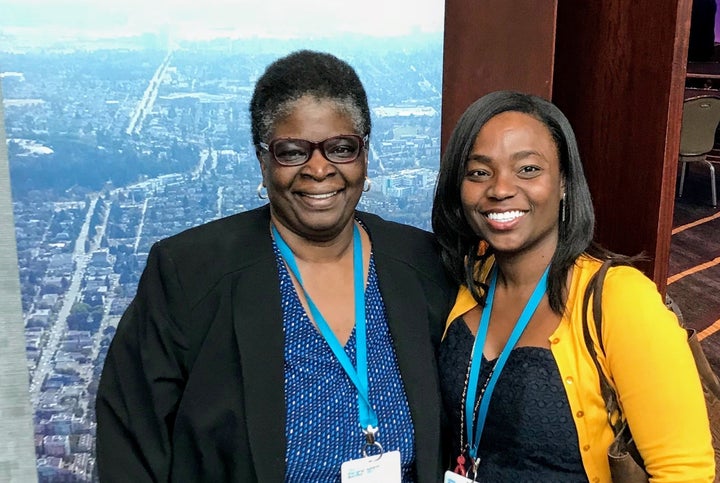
[581,260,625,435]
[688,328,720,399]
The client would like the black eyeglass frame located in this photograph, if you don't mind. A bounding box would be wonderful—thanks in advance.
[257,134,369,166]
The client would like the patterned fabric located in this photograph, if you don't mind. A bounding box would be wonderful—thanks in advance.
[278,240,416,482]
[439,317,586,482]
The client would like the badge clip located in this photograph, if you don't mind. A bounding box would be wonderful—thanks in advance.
[361,425,383,459]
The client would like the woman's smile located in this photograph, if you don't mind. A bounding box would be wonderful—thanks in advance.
[300,190,339,200]
[484,209,528,229]
[295,188,344,209]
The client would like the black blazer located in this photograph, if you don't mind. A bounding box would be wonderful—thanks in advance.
[96,205,455,482]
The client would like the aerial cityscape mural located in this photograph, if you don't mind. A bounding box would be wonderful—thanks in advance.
[1,8,444,480]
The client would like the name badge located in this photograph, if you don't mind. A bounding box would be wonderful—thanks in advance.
[444,470,476,483]
[341,450,401,482]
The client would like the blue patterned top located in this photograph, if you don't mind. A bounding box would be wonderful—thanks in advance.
[276,239,416,482]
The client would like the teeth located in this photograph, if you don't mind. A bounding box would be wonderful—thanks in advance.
[487,210,524,222]
[305,191,337,199]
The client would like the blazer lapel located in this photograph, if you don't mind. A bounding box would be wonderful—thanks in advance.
[232,208,287,481]
[374,255,442,481]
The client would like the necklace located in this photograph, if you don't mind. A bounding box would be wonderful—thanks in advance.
[456,351,496,475]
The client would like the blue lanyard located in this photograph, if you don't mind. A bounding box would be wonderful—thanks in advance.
[465,264,550,461]
[272,224,379,434]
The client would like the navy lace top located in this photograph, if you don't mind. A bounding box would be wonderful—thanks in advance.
[276,240,416,482]
[439,317,587,482]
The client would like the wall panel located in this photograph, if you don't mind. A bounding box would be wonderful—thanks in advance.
[441,0,558,149]
[0,77,39,483]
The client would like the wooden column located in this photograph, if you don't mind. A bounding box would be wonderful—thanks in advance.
[552,0,692,293]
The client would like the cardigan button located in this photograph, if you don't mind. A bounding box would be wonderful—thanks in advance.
[576,410,585,418]
[565,376,574,384]
[551,337,560,344]
[582,444,591,451]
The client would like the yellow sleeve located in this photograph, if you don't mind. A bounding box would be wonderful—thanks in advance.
[600,266,715,481]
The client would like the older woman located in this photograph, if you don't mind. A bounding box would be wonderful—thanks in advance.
[96,50,454,482]
[432,91,714,482]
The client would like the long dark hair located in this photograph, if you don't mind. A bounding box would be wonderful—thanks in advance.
[432,90,631,314]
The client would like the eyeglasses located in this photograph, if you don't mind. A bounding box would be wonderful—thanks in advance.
[258,134,368,166]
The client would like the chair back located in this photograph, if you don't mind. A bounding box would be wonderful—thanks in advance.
[680,96,720,156]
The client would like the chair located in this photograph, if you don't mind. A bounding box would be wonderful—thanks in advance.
[678,95,720,207]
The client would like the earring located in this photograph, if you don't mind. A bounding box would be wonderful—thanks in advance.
[257,181,268,200]
[561,192,567,223]
[363,177,371,193]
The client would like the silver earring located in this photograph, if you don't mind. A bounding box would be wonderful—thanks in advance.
[561,192,567,223]
[363,177,371,193]
[257,182,268,200]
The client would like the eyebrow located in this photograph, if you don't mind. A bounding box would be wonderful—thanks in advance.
[467,150,544,163]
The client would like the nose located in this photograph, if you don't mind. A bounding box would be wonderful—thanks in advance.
[487,171,516,200]
[302,146,335,178]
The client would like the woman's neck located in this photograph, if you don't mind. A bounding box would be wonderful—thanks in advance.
[271,219,356,264]
[494,250,554,291]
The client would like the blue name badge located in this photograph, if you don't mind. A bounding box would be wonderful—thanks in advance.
[341,450,401,483]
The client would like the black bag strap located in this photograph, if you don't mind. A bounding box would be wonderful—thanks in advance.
[581,260,625,436]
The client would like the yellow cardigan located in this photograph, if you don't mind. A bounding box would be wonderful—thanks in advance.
[445,255,715,482]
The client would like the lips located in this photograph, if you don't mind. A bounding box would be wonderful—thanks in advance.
[301,191,339,199]
[485,210,526,223]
